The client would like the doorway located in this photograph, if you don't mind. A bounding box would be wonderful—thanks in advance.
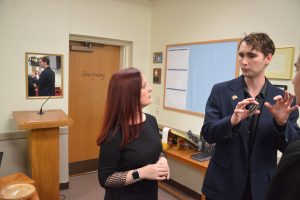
[69,41,120,175]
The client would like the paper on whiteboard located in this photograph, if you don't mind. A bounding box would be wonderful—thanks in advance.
[165,89,187,109]
[166,70,188,90]
[167,48,189,70]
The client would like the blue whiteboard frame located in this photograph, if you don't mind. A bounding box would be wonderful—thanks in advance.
[164,38,240,116]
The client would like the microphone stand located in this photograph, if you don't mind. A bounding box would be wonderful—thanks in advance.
[38,96,52,115]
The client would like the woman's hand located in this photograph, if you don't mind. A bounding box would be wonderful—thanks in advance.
[157,156,170,179]
[138,162,169,181]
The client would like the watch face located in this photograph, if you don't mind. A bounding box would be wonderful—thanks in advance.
[132,170,140,180]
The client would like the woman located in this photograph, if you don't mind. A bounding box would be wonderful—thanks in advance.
[97,67,170,200]
[266,55,300,200]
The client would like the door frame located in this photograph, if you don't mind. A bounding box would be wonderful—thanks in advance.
[68,34,131,175]
[69,34,133,68]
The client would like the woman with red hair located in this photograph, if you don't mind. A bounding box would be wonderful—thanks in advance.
[97,67,170,200]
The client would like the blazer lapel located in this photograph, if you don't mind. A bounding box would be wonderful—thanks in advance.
[229,76,249,155]
[263,80,277,106]
[229,76,245,115]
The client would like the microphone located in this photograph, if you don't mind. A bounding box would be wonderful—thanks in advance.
[0,152,3,167]
[38,96,52,115]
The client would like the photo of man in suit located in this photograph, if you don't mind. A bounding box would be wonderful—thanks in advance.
[37,57,55,96]
[201,32,300,200]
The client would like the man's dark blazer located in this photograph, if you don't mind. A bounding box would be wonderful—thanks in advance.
[201,75,300,200]
[38,67,55,96]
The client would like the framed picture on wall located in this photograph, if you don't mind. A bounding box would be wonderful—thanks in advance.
[274,84,288,91]
[266,47,294,80]
[153,52,163,63]
[153,68,161,84]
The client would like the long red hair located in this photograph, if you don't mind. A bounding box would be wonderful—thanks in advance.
[96,67,142,147]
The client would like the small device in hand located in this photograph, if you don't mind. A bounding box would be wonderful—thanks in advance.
[248,104,259,116]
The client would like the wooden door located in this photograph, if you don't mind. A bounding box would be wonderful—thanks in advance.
[69,43,120,171]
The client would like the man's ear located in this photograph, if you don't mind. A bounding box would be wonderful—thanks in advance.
[265,53,273,66]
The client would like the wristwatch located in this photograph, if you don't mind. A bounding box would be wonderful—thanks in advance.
[132,169,140,181]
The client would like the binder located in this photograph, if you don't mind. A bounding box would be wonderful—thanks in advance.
[191,152,212,162]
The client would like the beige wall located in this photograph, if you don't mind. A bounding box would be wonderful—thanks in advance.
[2,0,299,137]
[149,0,300,134]
[0,0,152,134]
[1,0,300,191]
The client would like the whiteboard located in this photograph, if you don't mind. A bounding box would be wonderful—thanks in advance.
[164,39,240,115]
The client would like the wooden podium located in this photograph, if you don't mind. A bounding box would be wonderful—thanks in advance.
[13,109,72,200]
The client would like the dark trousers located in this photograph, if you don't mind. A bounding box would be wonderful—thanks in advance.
[206,175,252,200]
[205,179,252,200]
[242,175,253,200]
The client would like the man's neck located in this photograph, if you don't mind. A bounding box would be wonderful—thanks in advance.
[244,76,265,97]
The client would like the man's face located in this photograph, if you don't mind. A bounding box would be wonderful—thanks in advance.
[292,56,300,105]
[39,59,46,68]
[238,42,272,79]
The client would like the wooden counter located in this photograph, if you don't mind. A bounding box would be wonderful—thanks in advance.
[164,148,209,174]
[161,148,209,200]
[158,125,209,199]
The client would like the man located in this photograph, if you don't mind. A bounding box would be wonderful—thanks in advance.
[266,54,300,200]
[37,57,55,96]
[201,33,300,200]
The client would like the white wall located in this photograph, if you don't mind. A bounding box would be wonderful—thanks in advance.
[0,0,152,180]
[149,0,300,134]
[68,0,152,76]
[0,128,69,184]
[1,0,300,192]
[0,0,152,134]
[0,132,28,176]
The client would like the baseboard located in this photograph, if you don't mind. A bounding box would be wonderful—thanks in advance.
[60,182,69,190]
[159,179,202,200]
[69,159,98,175]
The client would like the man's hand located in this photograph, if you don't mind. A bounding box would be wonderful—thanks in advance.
[231,98,260,126]
[264,91,298,125]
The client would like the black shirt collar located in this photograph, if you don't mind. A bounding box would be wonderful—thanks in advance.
[242,77,267,99]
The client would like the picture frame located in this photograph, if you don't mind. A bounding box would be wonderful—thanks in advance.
[274,84,288,91]
[26,52,63,99]
[153,52,163,63]
[153,68,161,84]
[265,47,294,80]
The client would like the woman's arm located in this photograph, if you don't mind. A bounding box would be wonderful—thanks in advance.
[98,132,169,188]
